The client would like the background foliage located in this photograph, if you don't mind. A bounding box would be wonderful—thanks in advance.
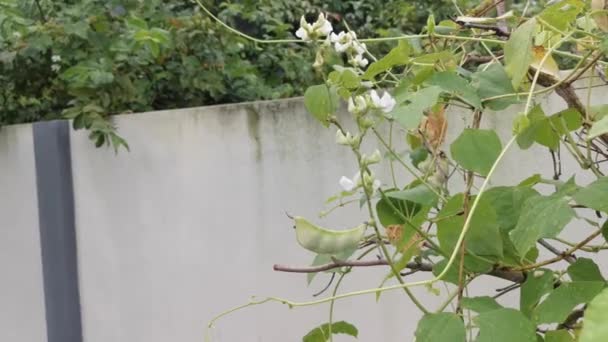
[0,0,488,149]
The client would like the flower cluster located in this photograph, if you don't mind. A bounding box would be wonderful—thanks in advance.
[51,55,62,73]
[347,90,396,116]
[329,31,368,68]
[339,170,381,193]
[295,13,368,69]
[295,14,332,42]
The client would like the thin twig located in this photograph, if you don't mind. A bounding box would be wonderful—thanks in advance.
[516,229,604,271]
[538,239,576,264]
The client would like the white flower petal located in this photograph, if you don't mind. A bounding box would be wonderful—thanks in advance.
[339,176,356,191]
[295,27,309,41]
[318,20,333,36]
[379,92,396,113]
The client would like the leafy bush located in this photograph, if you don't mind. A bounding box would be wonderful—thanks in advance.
[0,0,477,149]
[208,1,608,341]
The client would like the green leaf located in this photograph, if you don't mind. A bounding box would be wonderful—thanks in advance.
[588,116,608,141]
[472,63,519,110]
[412,51,454,64]
[505,18,537,88]
[484,186,540,232]
[304,85,339,127]
[450,129,502,176]
[428,71,481,108]
[579,288,608,342]
[363,40,411,80]
[572,177,608,213]
[539,0,584,31]
[305,250,354,285]
[415,313,465,342]
[509,194,575,257]
[436,194,503,259]
[549,109,582,135]
[391,86,442,129]
[545,330,574,342]
[306,254,332,285]
[294,217,365,255]
[521,269,555,317]
[476,308,537,342]
[433,256,493,285]
[533,281,605,324]
[303,321,358,342]
[376,190,422,226]
[386,184,438,206]
[461,296,503,313]
[568,258,605,282]
[517,105,559,150]
[339,69,360,89]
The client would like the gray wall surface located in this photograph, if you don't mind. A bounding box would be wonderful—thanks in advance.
[0,124,48,342]
[1,78,607,341]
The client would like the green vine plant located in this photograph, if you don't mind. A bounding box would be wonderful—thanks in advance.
[204,1,608,341]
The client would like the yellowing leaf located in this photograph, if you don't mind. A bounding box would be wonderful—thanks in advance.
[531,46,559,76]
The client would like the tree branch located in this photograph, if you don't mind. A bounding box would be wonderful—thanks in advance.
[516,228,603,271]
[538,238,576,264]
[274,260,526,283]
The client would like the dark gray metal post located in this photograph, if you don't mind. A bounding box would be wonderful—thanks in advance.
[33,121,83,342]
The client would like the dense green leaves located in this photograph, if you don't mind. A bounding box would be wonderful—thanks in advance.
[509,194,575,257]
[533,281,605,323]
[573,177,608,213]
[579,288,608,342]
[476,309,538,342]
[415,313,465,342]
[303,321,358,342]
[505,18,537,88]
[450,129,502,176]
[294,217,365,255]
[391,86,442,129]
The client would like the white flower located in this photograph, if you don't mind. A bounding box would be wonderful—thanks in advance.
[336,129,352,145]
[347,95,368,114]
[372,179,382,191]
[51,64,61,72]
[295,13,333,42]
[362,149,382,165]
[339,173,361,191]
[313,13,333,36]
[51,55,62,63]
[352,41,366,56]
[330,31,354,53]
[295,16,312,41]
[350,54,368,68]
[370,90,396,113]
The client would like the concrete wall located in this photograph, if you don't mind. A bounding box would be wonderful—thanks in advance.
[0,125,47,342]
[1,77,607,341]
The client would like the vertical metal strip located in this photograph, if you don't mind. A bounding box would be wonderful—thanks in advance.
[33,121,83,342]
